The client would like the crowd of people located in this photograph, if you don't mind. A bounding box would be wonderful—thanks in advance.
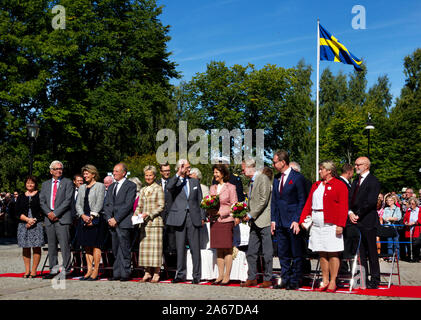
[2,152,420,291]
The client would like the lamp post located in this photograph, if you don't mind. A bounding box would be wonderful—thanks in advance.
[26,118,40,176]
[364,112,375,159]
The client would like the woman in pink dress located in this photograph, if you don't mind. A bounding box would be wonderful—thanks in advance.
[209,164,239,285]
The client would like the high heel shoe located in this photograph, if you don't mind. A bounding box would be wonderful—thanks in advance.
[22,274,30,278]
[211,279,222,285]
[139,274,152,283]
[220,280,231,286]
[29,274,37,279]
[315,282,329,292]
[326,285,337,293]
[87,276,99,281]
[150,274,160,283]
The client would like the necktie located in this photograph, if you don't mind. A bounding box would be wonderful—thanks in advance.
[279,173,285,196]
[248,180,254,198]
[163,179,167,192]
[52,180,58,209]
[113,182,118,201]
[183,179,189,198]
[351,176,361,206]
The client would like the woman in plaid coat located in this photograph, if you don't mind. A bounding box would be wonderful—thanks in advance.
[135,165,165,283]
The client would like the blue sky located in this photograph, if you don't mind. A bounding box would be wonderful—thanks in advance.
[157,0,421,104]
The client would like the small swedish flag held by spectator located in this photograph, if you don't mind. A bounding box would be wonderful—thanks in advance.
[319,23,363,71]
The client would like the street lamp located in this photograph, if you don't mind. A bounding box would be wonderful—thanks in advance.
[26,118,40,176]
[364,112,374,159]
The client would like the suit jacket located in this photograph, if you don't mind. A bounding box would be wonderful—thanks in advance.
[209,182,238,223]
[75,182,106,218]
[270,169,306,228]
[135,182,165,228]
[348,172,381,229]
[165,175,205,227]
[103,179,137,229]
[248,172,272,228]
[40,177,74,225]
[212,173,245,202]
[157,178,173,224]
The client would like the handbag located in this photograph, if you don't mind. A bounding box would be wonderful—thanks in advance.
[302,215,313,231]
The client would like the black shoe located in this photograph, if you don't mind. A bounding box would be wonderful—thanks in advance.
[273,282,288,289]
[192,279,200,284]
[80,276,90,281]
[172,278,185,283]
[120,278,130,282]
[42,273,58,280]
[287,283,300,290]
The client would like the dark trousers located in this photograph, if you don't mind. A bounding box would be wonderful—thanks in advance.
[276,226,303,285]
[174,212,201,281]
[358,226,380,284]
[110,226,132,279]
[246,224,273,281]
[45,222,72,273]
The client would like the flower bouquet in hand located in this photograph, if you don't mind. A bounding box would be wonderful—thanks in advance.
[231,201,248,224]
[200,195,220,223]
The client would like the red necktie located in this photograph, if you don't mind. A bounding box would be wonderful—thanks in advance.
[52,180,58,209]
[279,173,285,196]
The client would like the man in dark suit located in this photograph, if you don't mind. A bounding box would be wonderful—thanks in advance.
[165,159,205,284]
[158,163,177,270]
[348,157,381,289]
[270,150,306,290]
[39,160,74,279]
[103,163,136,281]
[338,163,357,274]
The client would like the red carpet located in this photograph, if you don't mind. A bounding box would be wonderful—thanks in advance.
[2,272,420,298]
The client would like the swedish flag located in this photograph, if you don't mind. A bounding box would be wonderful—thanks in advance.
[319,24,363,72]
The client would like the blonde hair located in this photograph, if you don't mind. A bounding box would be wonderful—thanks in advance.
[81,164,100,181]
[319,160,337,177]
[143,165,157,176]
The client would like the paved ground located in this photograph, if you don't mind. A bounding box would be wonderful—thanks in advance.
[0,238,419,301]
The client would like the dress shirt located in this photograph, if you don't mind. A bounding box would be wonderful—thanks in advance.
[114,177,126,196]
[311,182,325,210]
[339,176,351,188]
[50,178,62,210]
[279,167,292,193]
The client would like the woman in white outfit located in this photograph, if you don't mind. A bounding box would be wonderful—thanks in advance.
[295,160,349,292]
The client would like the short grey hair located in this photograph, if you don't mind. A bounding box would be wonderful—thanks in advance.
[409,197,420,207]
[290,161,301,172]
[129,177,142,192]
[143,165,157,176]
[49,160,64,170]
[243,158,256,168]
[190,168,202,180]
[175,159,189,171]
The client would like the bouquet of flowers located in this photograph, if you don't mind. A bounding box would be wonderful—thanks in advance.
[231,201,248,221]
[200,195,220,222]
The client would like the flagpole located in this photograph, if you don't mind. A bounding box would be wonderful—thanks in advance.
[316,19,320,181]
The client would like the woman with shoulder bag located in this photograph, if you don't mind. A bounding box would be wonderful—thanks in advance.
[382,195,402,261]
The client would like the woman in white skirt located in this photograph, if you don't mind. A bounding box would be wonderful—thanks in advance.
[295,160,349,293]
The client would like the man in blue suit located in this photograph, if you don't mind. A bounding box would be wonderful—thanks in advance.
[271,150,306,290]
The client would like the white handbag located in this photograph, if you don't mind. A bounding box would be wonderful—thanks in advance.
[302,215,313,231]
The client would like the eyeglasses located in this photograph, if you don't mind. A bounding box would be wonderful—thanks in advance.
[161,170,171,173]
[354,163,365,167]
[52,168,63,171]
